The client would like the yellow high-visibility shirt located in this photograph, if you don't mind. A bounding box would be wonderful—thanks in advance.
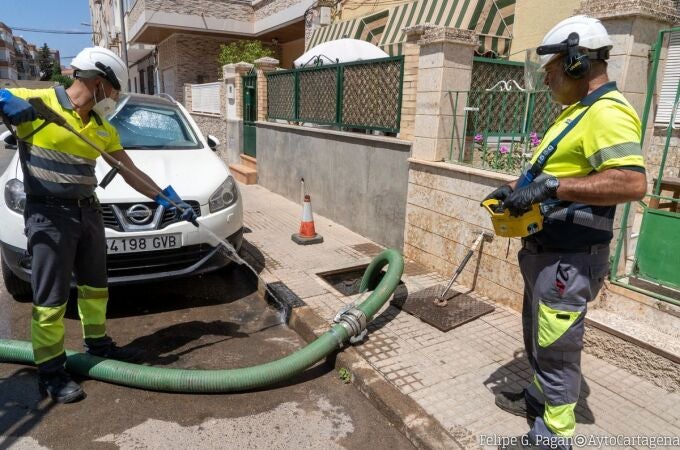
[527,82,645,247]
[532,81,644,176]
[9,86,122,198]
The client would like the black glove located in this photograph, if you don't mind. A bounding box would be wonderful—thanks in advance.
[481,184,513,206]
[502,176,559,217]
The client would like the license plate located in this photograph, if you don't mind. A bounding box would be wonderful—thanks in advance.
[106,234,181,254]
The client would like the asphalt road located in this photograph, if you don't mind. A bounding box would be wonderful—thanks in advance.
[0,144,414,449]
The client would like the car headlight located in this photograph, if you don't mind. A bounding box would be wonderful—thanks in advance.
[4,178,26,214]
[209,176,238,213]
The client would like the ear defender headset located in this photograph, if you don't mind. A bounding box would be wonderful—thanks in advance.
[536,32,589,79]
[536,32,609,79]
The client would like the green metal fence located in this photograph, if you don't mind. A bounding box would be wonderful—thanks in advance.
[609,26,680,306]
[449,88,561,175]
[471,56,525,90]
[266,56,404,133]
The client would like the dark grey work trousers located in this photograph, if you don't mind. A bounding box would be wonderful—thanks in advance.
[518,244,609,450]
[24,200,108,372]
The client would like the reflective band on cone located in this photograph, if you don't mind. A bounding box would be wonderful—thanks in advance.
[299,195,316,237]
[292,194,323,245]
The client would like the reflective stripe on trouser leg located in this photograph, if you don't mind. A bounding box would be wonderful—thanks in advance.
[32,304,67,365]
[77,284,108,339]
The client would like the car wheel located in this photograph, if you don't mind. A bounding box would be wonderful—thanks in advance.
[1,258,33,302]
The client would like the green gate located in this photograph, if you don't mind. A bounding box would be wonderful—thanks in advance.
[242,72,257,158]
[611,27,680,306]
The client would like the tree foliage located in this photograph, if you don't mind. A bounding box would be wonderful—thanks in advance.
[217,40,273,66]
[38,43,54,81]
[51,74,73,88]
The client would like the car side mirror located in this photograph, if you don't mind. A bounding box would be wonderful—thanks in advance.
[1,130,17,150]
[207,134,220,152]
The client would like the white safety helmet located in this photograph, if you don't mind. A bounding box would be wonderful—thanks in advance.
[71,46,128,91]
[538,15,613,68]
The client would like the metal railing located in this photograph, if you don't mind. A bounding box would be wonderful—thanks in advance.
[266,56,404,133]
[609,25,680,306]
[449,85,560,176]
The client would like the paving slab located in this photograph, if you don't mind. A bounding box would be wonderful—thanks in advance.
[241,184,680,449]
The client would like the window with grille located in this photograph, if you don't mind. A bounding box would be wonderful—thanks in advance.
[655,31,680,127]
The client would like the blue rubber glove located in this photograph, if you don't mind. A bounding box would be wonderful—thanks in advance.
[0,89,37,125]
[154,185,198,225]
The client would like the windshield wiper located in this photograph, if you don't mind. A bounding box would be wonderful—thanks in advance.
[123,145,167,149]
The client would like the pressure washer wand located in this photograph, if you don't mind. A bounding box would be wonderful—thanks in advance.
[27,97,198,227]
[433,231,493,307]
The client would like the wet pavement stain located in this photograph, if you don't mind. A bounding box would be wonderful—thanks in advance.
[0,263,415,450]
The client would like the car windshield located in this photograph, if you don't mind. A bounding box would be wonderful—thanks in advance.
[108,98,201,150]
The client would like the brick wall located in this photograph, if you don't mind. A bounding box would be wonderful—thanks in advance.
[159,34,237,102]
[144,0,253,22]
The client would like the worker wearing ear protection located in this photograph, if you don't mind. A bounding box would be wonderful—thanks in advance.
[482,16,646,450]
[0,47,196,404]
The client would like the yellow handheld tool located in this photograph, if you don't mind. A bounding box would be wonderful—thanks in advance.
[482,199,543,238]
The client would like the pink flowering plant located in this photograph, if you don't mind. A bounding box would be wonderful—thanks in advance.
[473,131,541,173]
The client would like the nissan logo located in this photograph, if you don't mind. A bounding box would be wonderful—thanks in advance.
[125,204,153,224]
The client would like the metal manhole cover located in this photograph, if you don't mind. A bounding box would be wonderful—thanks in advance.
[392,284,495,332]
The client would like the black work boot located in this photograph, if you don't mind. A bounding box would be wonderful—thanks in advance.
[38,369,86,404]
[495,390,541,419]
[85,336,139,362]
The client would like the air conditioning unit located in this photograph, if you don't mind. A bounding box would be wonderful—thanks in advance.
[320,6,331,25]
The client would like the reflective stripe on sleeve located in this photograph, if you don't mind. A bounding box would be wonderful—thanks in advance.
[587,141,643,170]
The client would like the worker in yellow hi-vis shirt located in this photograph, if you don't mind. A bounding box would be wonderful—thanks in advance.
[482,16,646,450]
[0,47,197,404]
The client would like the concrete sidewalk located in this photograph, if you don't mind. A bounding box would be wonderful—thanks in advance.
[239,184,680,449]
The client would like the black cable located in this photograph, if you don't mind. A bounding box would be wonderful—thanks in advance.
[7,26,92,35]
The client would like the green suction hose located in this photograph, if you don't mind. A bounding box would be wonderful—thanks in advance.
[0,249,404,393]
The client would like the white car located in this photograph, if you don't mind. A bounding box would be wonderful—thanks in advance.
[0,93,243,300]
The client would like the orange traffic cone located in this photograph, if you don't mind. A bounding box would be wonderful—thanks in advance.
[292,194,323,245]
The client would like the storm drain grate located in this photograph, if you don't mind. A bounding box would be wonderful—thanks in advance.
[317,264,404,297]
[392,284,494,332]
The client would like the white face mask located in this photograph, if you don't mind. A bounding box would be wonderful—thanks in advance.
[92,97,117,117]
[91,83,118,117]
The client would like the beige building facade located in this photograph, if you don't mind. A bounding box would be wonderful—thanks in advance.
[0,22,42,81]
[89,0,311,101]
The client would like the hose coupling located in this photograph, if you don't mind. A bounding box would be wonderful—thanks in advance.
[333,303,367,344]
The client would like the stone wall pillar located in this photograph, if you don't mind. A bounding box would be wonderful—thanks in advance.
[411,27,478,162]
[577,0,679,117]
[183,83,192,111]
[226,62,255,120]
[255,57,280,122]
[399,25,430,142]
[222,62,254,166]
